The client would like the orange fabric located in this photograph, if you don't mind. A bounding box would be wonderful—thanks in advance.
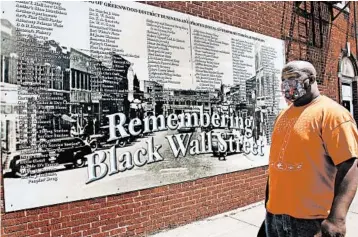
[267,95,358,219]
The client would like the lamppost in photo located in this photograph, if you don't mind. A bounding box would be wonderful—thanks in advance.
[251,89,258,144]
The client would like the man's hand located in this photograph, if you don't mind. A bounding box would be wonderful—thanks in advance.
[319,158,358,237]
[314,219,346,237]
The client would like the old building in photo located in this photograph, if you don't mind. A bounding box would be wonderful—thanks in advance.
[143,80,164,116]
[69,48,97,127]
[0,19,71,150]
[69,49,133,127]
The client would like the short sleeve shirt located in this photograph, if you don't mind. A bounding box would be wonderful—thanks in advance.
[266,95,358,219]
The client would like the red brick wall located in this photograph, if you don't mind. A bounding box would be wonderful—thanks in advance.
[1,2,358,237]
[1,167,268,237]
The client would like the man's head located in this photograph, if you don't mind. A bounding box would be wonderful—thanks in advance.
[281,60,320,106]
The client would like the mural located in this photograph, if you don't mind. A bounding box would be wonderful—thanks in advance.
[0,1,286,212]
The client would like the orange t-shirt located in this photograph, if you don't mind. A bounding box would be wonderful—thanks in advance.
[267,95,358,219]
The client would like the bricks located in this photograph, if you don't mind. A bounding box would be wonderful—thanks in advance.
[39,223,61,233]
[72,223,91,233]
[51,227,72,237]
[3,223,27,234]
[67,233,84,237]
[92,232,110,237]
[82,227,101,236]
[30,233,50,237]
[27,220,50,229]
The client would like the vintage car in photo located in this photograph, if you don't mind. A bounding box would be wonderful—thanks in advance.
[177,126,196,133]
[2,137,92,178]
[177,117,197,133]
[88,125,130,151]
[88,123,144,151]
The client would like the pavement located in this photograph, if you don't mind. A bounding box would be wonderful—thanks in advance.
[149,191,358,237]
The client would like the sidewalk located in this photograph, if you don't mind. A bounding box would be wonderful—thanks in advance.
[149,191,358,237]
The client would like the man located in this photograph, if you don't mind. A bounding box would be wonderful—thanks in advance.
[70,122,79,137]
[264,60,358,237]
[93,117,99,134]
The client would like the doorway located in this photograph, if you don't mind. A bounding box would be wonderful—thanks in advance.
[341,80,353,116]
[340,57,356,116]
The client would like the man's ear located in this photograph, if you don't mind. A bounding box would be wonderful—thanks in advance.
[309,76,315,84]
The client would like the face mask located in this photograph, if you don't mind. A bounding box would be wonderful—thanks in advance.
[281,79,307,101]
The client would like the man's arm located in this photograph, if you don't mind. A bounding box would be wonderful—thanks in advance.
[265,176,269,208]
[328,157,358,222]
[319,158,358,236]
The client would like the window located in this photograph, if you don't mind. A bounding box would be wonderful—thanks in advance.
[84,74,88,90]
[341,57,355,78]
[57,70,63,90]
[81,73,84,89]
[340,57,356,116]
[76,71,80,89]
[335,1,349,13]
[1,56,9,83]
[71,70,75,89]
[295,2,331,49]
[88,75,91,90]
[50,68,54,89]
[64,70,70,91]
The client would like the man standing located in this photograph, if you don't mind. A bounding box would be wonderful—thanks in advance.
[265,61,358,237]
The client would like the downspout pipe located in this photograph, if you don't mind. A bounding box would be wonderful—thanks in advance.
[354,2,358,63]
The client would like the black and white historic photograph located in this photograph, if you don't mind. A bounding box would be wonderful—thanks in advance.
[0,1,286,212]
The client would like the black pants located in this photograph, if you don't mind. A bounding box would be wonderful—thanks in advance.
[257,220,267,237]
[264,212,323,237]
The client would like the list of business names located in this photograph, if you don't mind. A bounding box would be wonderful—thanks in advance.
[191,29,230,90]
[146,19,190,85]
[232,39,254,100]
[89,7,121,66]
[13,1,68,180]
[85,2,280,93]
[15,1,68,144]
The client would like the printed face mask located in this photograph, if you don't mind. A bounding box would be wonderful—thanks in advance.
[281,79,307,101]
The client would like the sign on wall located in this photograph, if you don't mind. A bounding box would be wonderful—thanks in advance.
[0,1,286,212]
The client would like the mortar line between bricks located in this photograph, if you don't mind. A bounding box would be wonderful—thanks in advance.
[226,216,260,228]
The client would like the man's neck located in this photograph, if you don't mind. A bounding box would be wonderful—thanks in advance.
[293,92,321,107]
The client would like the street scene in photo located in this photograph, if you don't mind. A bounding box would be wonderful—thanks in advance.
[0,1,286,212]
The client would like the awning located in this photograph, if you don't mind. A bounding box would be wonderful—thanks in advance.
[61,114,76,122]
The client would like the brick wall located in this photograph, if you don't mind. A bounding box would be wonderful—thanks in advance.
[1,1,358,237]
[0,167,267,237]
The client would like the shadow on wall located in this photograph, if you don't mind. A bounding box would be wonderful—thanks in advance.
[280,2,333,85]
